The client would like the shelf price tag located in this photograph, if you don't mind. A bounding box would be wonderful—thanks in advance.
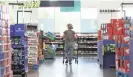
[18,1,40,9]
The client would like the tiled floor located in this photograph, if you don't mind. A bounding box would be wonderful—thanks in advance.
[27,56,116,77]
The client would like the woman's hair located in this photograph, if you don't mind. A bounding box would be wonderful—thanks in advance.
[67,23,73,29]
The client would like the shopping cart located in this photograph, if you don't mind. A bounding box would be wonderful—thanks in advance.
[63,42,78,64]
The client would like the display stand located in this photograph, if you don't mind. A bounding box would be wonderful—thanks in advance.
[37,32,44,64]
[10,24,28,77]
[39,30,45,63]
[115,3,133,77]
[0,5,13,77]
[98,40,115,69]
[26,24,39,69]
[43,32,56,59]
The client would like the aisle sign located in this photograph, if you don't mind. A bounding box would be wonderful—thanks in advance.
[18,1,40,9]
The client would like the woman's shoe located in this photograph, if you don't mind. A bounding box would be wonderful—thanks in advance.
[65,59,68,64]
[69,60,72,65]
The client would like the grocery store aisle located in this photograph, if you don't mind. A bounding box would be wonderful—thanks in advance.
[28,57,115,77]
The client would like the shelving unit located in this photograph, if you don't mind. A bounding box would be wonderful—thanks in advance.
[26,24,39,68]
[77,33,97,56]
[114,17,131,77]
[43,33,98,57]
[10,24,28,77]
[37,32,44,64]
[43,32,57,59]
[0,5,13,77]
[98,40,115,69]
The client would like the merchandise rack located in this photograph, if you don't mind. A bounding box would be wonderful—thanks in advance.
[98,40,115,69]
[0,5,13,77]
[114,17,132,77]
[77,33,97,56]
[26,24,40,68]
[43,32,57,59]
[115,3,133,77]
[45,33,98,56]
[37,32,44,64]
[10,24,28,77]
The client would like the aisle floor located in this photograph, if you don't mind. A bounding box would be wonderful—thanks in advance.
[28,57,116,77]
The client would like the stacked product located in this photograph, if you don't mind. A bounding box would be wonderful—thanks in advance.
[97,22,116,69]
[26,24,39,68]
[0,5,13,77]
[78,33,97,56]
[44,32,56,59]
[37,32,44,64]
[98,30,102,40]
[54,33,64,55]
[10,24,28,77]
[114,17,131,77]
[100,23,113,40]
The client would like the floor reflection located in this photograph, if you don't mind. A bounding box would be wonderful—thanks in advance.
[65,65,73,77]
[25,56,116,77]
[28,69,39,77]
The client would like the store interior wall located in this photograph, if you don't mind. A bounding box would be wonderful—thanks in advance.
[9,0,133,33]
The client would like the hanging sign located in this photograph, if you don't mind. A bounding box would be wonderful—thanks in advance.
[18,1,40,9]
[99,9,120,13]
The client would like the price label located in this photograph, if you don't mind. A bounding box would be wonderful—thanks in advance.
[18,1,40,9]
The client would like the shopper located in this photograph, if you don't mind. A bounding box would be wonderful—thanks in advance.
[63,23,77,64]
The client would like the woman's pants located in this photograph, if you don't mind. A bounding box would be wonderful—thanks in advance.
[64,42,74,61]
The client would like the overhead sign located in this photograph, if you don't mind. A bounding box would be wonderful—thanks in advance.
[18,1,40,9]
[60,1,80,12]
[99,9,120,13]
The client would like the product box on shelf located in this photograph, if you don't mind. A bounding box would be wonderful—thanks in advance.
[10,25,14,36]
[107,23,113,34]
[123,48,129,56]
[121,35,130,44]
[111,19,124,26]
[116,59,120,70]
[116,48,122,59]
[123,60,130,73]
[114,35,122,43]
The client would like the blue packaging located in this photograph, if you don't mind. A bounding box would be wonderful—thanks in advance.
[10,25,14,36]
[14,24,25,36]
[124,24,130,29]
[131,31,133,38]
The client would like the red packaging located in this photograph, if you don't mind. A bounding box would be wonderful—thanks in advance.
[116,60,119,70]
[116,26,123,35]
[98,30,102,40]
[123,60,130,73]
[108,34,113,40]
[107,23,113,34]
[121,35,130,43]
[111,19,124,26]
[116,48,121,59]
[120,60,124,70]
[112,24,124,35]
[123,48,129,56]
[115,35,122,43]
